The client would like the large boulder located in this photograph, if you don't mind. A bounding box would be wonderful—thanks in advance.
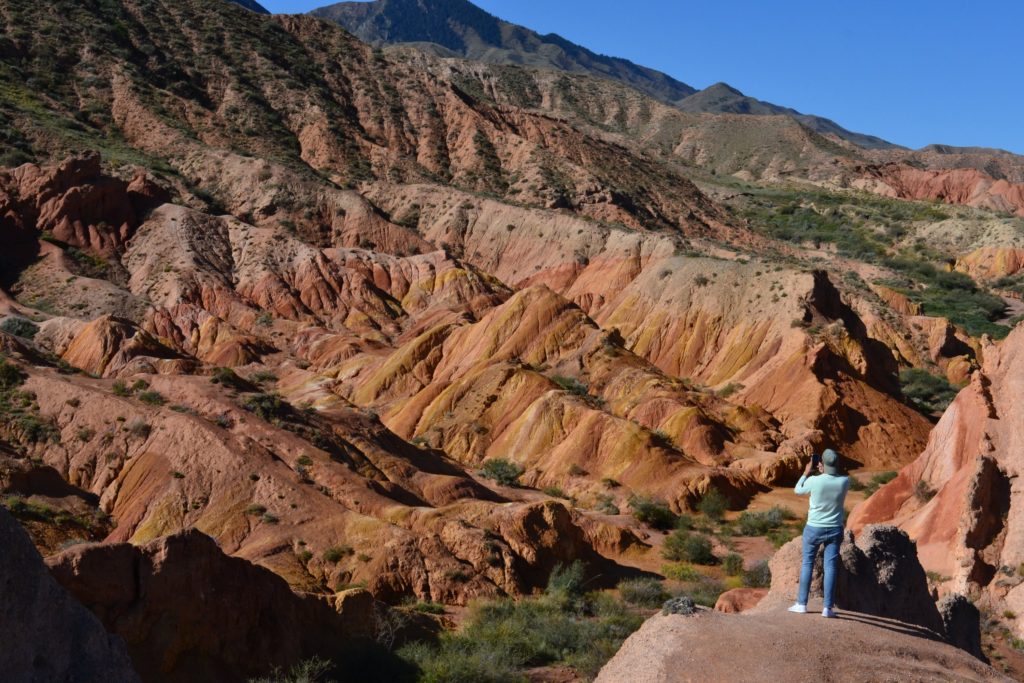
[757,524,983,655]
[596,609,1009,683]
[0,508,139,683]
[45,529,389,683]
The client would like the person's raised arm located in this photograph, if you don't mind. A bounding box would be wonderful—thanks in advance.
[794,446,818,495]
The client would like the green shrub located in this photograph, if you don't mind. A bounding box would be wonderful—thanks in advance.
[409,601,447,615]
[618,578,670,608]
[112,380,131,396]
[242,393,288,421]
[1,317,39,339]
[696,487,727,521]
[594,493,620,515]
[398,588,644,682]
[674,513,695,531]
[137,390,165,406]
[899,368,959,415]
[742,560,771,588]
[210,367,250,390]
[546,561,586,600]
[127,420,151,438]
[735,507,794,536]
[661,563,702,581]
[723,553,744,576]
[542,486,568,499]
[628,496,677,530]
[323,545,354,563]
[716,382,743,398]
[479,458,523,486]
[245,504,267,516]
[250,370,278,384]
[767,526,800,548]
[862,471,898,496]
[686,577,726,607]
[249,656,334,683]
[663,531,715,565]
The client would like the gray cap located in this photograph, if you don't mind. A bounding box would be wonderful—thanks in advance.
[822,448,841,475]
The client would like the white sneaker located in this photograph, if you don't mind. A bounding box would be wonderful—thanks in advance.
[822,607,836,618]
[787,603,807,614]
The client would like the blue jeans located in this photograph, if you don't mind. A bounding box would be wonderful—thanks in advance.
[797,524,843,608]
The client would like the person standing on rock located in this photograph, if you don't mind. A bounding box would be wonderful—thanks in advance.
[789,448,849,618]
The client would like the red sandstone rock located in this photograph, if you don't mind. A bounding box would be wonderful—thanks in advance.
[47,530,379,683]
[713,587,767,613]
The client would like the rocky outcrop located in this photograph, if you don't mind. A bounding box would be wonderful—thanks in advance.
[758,523,988,660]
[46,529,380,683]
[597,608,1008,683]
[757,524,945,635]
[713,587,766,613]
[2,152,167,256]
[956,247,1024,280]
[0,508,139,683]
[854,163,1024,217]
[850,325,1024,638]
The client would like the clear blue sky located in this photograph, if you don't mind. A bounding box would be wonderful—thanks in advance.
[260,0,1024,153]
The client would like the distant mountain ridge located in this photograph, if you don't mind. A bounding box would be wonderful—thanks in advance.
[310,0,699,106]
[310,0,899,150]
[230,0,269,13]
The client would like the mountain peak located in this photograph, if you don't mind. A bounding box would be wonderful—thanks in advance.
[310,0,698,104]
[228,0,270,13]
[702,82,744,97]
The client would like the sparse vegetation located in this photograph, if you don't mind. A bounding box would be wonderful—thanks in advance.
[408,601,447,615]
[663,530,716,565]
[542,485,568,499]
[899,368,960,415]
[914,479,937,503]
[628,495,677,530]
[137,390,165,406]
[618,578,670,608]
[850,471,898,497]
[1,316,39,339]
[242,393,288,422]
[742,560,772,588]
[323,545,354,563]
[735,506,795,536]
[126,419,151,438]
[594,493,620,515]
[696,487,727,521]
[722,553,744,576]
[479,458,524,486]
[398,562,644,682]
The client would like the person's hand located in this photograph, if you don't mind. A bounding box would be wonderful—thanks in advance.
[802,458,815,477]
